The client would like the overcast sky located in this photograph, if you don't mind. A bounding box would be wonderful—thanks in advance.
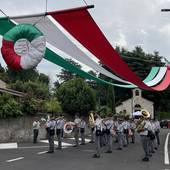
[1,0,170,83]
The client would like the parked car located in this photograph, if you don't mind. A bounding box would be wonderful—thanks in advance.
[160,120,170,128]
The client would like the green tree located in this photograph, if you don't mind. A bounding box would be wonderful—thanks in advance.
[57,78,96,116]
[44,98,62,116]
[56,59,82,82]
[106,85,116,114]
[0,94,22,118]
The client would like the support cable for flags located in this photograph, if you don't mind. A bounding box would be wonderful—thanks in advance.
[45,0,48,14]
[82,0,88,6]
[0,9,8,17]
[0,9,10,22]
[33,0,48,26]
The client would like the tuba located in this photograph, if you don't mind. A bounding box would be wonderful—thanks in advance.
[63,122,75,134]
[89,112,95,128]
[136,109,150,133]
[136,117,145,133]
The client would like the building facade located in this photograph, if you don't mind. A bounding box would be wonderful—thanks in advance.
[115,88,154,118]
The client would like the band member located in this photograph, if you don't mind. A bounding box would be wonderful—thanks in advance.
[88,112,95,143]
[101,117,107,147]
[154,118,160,147]
[93,114,102,158]
[116,118,124,150]
[80,117,86,145]
[32,117,40,143]
[73,114,81,147]
[149,119,156,155]
[46,116,56,153]
[104,114,114,153]
[56,114,65,150]
[130,119,136,143]
[122,116,130,146]
[137,110,152,161]
[113,116,119,143]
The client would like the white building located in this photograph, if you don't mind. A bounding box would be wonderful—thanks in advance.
[115,88,154,118]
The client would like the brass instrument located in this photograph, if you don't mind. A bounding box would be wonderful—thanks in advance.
[135,109,150,133]
[63,122,75,134]
[136,117,145,133]
[89,112,95,127]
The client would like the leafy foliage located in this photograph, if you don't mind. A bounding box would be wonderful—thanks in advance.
[57,78,96,116]
[43,98,62,114]
[0,94,22,118]
[56,59,82,82]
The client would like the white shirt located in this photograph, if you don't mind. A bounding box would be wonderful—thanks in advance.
[80,120,86,128]
[56,119,65,129]
[117,123,124,133]
[114,121,119,129]
[95,118,102,131]
[105,119,113,130]
[74,118,81,128]
[151,122,156,133]
[139,120,152,136]
[33,121,40,130]
[47,120,56,130]
[154,121,160,131]
[130,122,136,129]
[122,121,130,129]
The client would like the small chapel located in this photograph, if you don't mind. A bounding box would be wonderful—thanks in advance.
[115,88,154,118]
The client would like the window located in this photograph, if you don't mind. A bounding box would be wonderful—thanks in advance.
[134,104,141,112]
[135,90,139,96]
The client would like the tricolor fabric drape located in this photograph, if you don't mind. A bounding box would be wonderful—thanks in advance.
[0,5,170,91]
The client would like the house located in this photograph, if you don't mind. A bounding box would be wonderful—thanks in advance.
[115,88,154,118]
[0,79,25,97]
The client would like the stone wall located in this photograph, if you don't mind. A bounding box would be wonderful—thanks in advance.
[0,115,89,143]
[0,116,47,143]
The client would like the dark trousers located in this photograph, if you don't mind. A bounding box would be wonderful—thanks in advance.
[155,132,160,145]
[48,135,54,152]
[33,129,39,143]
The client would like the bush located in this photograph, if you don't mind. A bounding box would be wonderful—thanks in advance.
[0,94,23,118]
[156,112,170,120]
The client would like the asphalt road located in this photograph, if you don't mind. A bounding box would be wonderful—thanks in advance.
[0,129,169,170]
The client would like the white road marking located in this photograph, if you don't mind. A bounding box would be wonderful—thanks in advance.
[40,140,73,146]
[18,146,48,149]
[6,157,24,162]
[164,133,170,165]
[0,143,18,149]
[69,138,91,142]
[37,151,48,155]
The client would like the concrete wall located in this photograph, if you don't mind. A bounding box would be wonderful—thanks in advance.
[0,116,47,143]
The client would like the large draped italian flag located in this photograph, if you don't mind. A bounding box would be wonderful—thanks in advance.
[0,5,170,91]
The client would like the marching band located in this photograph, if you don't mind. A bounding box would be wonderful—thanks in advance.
[35,110,160,162]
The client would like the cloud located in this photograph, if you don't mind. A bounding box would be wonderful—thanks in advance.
[1,0,170,84]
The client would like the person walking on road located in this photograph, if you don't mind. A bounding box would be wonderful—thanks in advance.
[93,114,102,158]
[80,116,86,145]
[46,116,56,153]
[32,117,40,143]
[137,110,152,162]
[56,114,65,150]
[73,114,81,147]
